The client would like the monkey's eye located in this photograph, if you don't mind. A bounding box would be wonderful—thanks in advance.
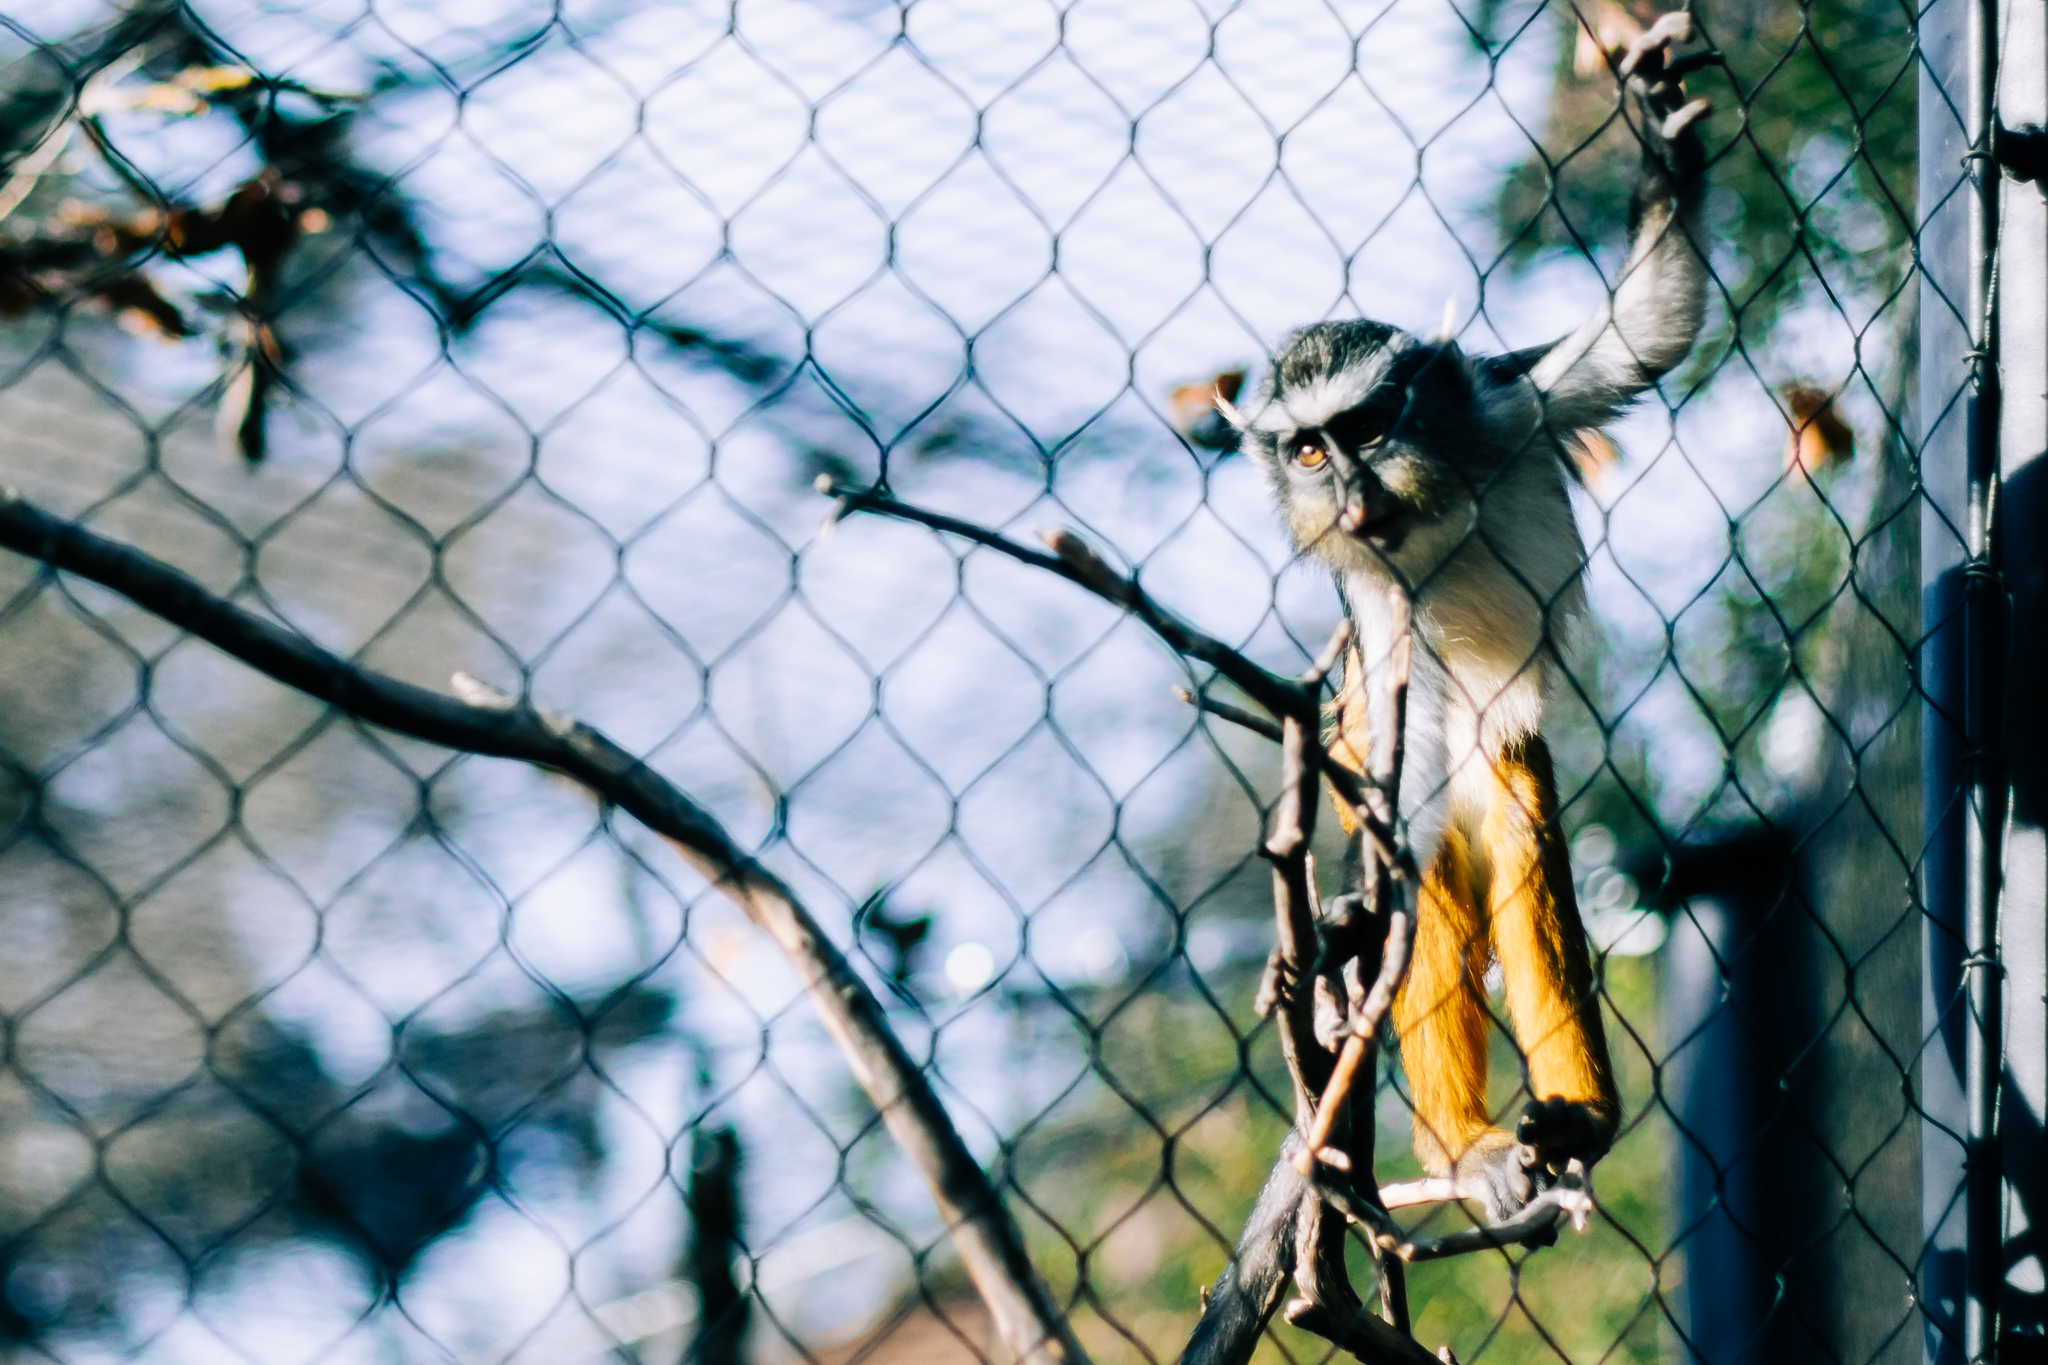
[1327,406,1392,451]
[1294,439,1328,469]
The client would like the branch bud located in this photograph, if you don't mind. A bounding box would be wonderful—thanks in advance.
[451,671,516,709]
[1040,528,1131,600]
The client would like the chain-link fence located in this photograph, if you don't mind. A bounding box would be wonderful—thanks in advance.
[0,1,2030,1363]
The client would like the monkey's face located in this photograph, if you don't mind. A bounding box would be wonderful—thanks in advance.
[1240,324,1477,577]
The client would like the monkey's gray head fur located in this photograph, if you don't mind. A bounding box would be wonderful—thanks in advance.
[1224,320,1506,580]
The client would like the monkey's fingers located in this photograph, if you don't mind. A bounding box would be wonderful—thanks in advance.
[1557,1160,1595,1233]
[1617,11,1694,78]
[1660,96,1714,142]
[1318,890,1369,934]
[1341,954,1367,1014]
[1662,49,1726,82]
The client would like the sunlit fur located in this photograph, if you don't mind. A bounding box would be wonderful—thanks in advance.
[1245,327,1591,867]
[1234,70,1706,1214]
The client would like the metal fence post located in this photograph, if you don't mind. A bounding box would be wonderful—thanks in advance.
[1924,0,2047,1354]
[1986,0,2048,1351]
[1922,0,1986,1360]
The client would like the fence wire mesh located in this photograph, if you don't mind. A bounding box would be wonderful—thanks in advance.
[0,1,1960,1364]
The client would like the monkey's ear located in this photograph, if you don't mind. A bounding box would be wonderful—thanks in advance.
[1476,341,1560,388]
[1411,341,1473,400]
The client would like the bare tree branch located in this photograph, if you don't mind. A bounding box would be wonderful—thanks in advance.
[1295,906,1411,1177]
[0,480,1595,1365]
[1181,624,1458,1365]
[822,479,1409,871]
[1281,1301,1451,1365]
[0,488,1086,1365]
[1174,685,1285,744]
[1380,1180,1472,1209]
[1318,1172,1593,1264]
[820,477,1311,724]
[1298,592,1416,1176]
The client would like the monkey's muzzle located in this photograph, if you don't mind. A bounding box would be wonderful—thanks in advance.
[1336,490,1409,552]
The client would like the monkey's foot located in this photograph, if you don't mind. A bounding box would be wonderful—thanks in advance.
[1444,1101,1612,1229]
[1515,1096,1616,1183]
[1450,1130,1541,1229]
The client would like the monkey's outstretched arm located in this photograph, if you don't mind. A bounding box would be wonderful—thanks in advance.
[1526,13,1713,433]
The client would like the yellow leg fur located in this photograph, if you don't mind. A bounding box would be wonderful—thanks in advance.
[1391,826,1494,1173]
[1328,677,1616,1175]
[1483,735,1617,1126]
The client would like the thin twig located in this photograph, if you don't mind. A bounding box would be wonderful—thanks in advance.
[1316,1173,1591,1264]
[0,120,74,223]
[1174,685,1284,744]
[1379,1179,1476,1209]
[0,489,1086,1365]
[1170,678,1380,820]
[1295,1038,1370,1175]
[1304,619,1353,685]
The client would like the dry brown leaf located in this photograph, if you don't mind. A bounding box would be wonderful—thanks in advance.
[1168,367,1245,433]
[1568,427,1620,484]
[1781,382,1855,478]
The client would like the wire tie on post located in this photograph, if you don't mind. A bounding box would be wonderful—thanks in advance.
[1960,560,2003,585]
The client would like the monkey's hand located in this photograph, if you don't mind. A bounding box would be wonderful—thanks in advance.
[1619,13,1715,190]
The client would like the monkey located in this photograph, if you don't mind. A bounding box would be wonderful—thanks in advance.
[1217,15,1712,1224]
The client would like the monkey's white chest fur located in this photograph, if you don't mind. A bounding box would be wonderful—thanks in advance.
[1340,453,1585,869]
